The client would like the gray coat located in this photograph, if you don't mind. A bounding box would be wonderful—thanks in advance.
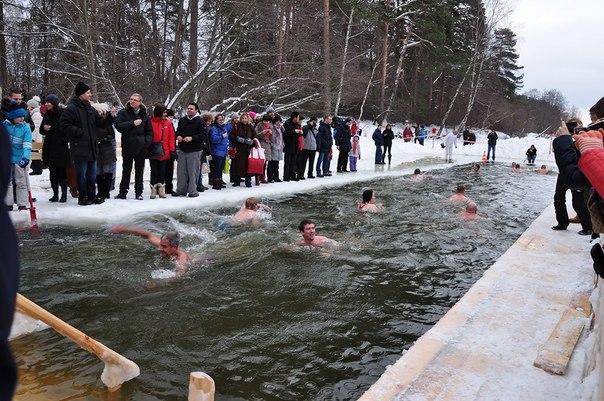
[255,123,273,162]
[303,124,317,151]
[271,125,284,161]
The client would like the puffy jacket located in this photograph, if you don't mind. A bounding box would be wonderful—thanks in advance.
[283,119,301,154]
[209,122,229,157]
[553,135,591,190]
[303,124,317,151]
[335,124,352,152]
[418,127,428,139]
[114,103,152,157]
[578,149,604,197]
[487,131,498,145]
[271,125,284,160]
[41,108,70,168]
[256,122,273,161]
[60,97,100,162]
[4,120,32,163]
[372,128,384,146]
[316,121,333,153]
[383,128,394,145]
[96,114,117,167]
[150,116,176,161]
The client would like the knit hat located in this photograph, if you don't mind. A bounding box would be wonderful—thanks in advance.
[74,81,91,97]
[266,107,275,113]
[45,94,60,107]
[229,112,239,120]
[7,107,27,120]
[248,111,258,120]
[27,98,40,109]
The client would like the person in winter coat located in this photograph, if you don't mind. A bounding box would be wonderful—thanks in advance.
[315,115,333,177]
[487,130,498,161]
[382,124,394,164]
[174,103,204,197]
[402,125,413,142]
[164,108,177,195]
[149,104,176,199]
[372,125,384,165]
[300,117,318,179]
[269,116,284,182]
[283,112,303,181]
[41,95,69,202]
[417,124,428,146]
[114,93,152,200]
[209,113,229,190]
[91,102,117,200]
[349,134,361,172]
[255,114,273,183]
[4,105,32,210]
[526,145,537,164]
[59,82,102,206]
[230,112,255,187]
[0,121,19,401]
[196,114,213,192]
[26,98,44,175]
[443,130,458,163]
[335,119,352,172]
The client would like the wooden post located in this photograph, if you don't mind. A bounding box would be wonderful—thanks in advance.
[188,372,215,401]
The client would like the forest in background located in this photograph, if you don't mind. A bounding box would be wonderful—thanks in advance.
[0,0,574,134]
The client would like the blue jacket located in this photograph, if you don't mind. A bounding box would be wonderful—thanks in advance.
[418,127,428,139]
[4,120,32,163]
[209,123,230,157]
[372,128,384,146]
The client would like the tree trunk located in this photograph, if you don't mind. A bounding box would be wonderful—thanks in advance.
[438,56,475,135]
[382,22,414,124]
[358,59,378,122]
[333,7,353,116]
[322,0,332,113]
[276,5,285,77]
[188,0,199,74]
[0,0,8,89]
[82,0,98,94]
[378,20,389,113]
[168,0,188,95]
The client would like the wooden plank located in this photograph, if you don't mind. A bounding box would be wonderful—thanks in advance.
[533,308,586,375]
[570,292,592,317]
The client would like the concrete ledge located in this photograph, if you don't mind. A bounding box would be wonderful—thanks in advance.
[359,203,596,401]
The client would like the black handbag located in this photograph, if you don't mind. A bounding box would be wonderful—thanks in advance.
[148,125,165,159]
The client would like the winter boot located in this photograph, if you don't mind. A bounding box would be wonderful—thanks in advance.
[59,180,68,203]
[212,179,222,190]
[158,184,167,198]
[150,184,157,199]
[388,155,392,165]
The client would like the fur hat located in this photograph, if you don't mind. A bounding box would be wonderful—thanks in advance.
[45,94,60,107]
[74,81,91,97]
[7,106,27,120]
[27,98,40,109]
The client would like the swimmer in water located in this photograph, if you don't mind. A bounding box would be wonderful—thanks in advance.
[232,197,272,225]
[357,189,384,212]
[296,219,337,247]
[448,184,469,204]
[471,163,480,173]
[111,225,191,277]
[410,168,430,182]
[461,201,480,221]
[512,163,521,172]
[537,165,549,175]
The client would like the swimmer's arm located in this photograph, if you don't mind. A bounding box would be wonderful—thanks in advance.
[257,204,272,212]
[111,225,161,246]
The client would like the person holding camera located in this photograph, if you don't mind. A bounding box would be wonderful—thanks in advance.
[91,102,117,201]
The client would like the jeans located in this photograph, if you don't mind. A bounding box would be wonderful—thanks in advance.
[349,156,357,171]
[375,146,383,164]
[316,152,330,175]
[75,160,97,201]
[487,144,496,161]
[212,155,226,182]
[119,150,146,196]
[300,149,316,177]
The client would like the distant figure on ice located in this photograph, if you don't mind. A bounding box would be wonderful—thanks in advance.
[357,189,383,212]
[111,226,191,276]
[296,219,337,247]
[461,201,480,221]
[538,165,549,175]
[449,184,469,204]
[372,125,384,165]
[232,197,272,225]
[443,130,457,163]
[410,168,430,182]
[487,130,498,162]
[526,145,537,165]
[471,163,481,173]
[349,134,361,172]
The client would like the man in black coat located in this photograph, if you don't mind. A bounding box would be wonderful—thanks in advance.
[174,103,205,197]
[114,93,152,200]
[59,82,102,206]
[315,115,333,177]
[0,122,20,401]
[335,118,352,172]
[283,112,302,181]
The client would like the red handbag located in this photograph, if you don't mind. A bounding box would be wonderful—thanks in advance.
[247,148,265,175]
[228,147,237,159]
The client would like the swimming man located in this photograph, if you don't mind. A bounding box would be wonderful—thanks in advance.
[296,219,337,247]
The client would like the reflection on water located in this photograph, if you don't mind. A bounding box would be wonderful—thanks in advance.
[14,163,556,400]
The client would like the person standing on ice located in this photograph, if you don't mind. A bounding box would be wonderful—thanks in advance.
[526,145,537,164]
[372,125,384,165]
[487,130,498,162]
[111,226,191,277]
[382,124,394,164]
[443,130,457,163]
[315,114,333,177]
[4,103,32,211]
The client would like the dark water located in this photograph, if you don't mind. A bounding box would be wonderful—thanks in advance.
[14,163,556,400]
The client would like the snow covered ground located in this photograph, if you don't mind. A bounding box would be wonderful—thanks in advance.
[9,124,558,228]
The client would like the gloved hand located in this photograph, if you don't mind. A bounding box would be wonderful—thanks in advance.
[244,138,254,145]
[18,158,29,168]
[574,129,604,154]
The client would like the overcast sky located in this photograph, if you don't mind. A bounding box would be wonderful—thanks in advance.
[509,0,603,119]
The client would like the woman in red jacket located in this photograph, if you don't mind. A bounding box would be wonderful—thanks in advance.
[149,103,176,198]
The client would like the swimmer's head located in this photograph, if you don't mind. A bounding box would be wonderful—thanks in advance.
[455,184,466,194]
[511,162,517,168]
[465,201,477,214]
[514,164,520,170]
[298,219,315,232]
[245,197,259,210]
[540,165,547,169]
[362,189,374,203]
[472,163,480,172]
[299,219,316,241]
[160,231,180,256]
[414,168,421,175]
